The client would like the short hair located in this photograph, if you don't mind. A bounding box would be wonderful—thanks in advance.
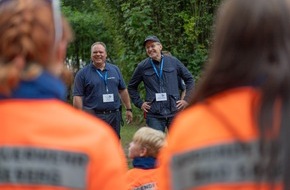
[133,127,166,158]
[91,42,107,53]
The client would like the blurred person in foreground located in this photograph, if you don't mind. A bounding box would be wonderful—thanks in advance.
[158,0,290,189]
[0,0,127,189]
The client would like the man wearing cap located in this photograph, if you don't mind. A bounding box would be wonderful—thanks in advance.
[128,35,194,132]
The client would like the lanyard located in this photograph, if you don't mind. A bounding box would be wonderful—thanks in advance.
[150,58,164,79]
[96,70,109,93]
[150,58,164,92]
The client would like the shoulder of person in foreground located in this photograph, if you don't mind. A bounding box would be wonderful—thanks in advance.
[55,102,129,190]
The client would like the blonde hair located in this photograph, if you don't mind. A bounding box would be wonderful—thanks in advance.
[0,0,72,95]
[133,127,166,158]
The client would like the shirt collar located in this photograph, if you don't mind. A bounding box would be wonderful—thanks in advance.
[132,157,156,169]
[90,61,109,71]
[0,71,66,100]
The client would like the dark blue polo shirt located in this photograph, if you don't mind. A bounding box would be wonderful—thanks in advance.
[73,62,126,111]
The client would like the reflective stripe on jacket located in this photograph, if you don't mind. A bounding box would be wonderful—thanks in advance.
[0,99,127,190]
[158,87,282,190]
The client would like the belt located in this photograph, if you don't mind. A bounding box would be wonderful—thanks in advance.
[94,109,120,114]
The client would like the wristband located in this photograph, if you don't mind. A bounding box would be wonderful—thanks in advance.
[126,109,132,112]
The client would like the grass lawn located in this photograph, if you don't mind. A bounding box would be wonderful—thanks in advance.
[120,122,144,168]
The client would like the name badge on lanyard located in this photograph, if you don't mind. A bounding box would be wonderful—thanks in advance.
[103,94,114,102]
[96,69,114,102]
[156,93,167,101]
[150,57,167,102]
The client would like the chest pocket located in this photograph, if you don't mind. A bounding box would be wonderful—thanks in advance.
[163,67,176,77]
[163,67,175,73]
[144,70,156,77]
[144,70,158,87]
[144,67,176,78]
[162,67,177,88]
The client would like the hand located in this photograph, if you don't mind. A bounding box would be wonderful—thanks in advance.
[141,102,151,113]
[125,110,133,124]
[176,100,188,110]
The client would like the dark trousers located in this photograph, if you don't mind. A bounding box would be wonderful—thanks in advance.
[95,111,121,138]
[146,116,173,132]
[84,109,121,138]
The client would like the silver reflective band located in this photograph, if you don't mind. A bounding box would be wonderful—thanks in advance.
[51,0,62,47]
[0,146,89,189]
[170,140,282,190]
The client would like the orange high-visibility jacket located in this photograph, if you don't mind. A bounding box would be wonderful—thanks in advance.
[0,99,128,190]
[126,168,158,190]
[158,87,282,190]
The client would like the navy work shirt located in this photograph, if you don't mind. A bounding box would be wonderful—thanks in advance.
[73,62,126,111]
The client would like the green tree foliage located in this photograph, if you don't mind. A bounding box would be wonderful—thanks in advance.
[61,0,221,122]
[97,0,220,81]
[62,0,123,71]
[62,0,221,78]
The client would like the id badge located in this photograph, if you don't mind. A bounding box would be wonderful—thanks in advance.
[156,93,167,101]
[103,94,114,102]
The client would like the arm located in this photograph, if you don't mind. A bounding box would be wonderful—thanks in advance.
[73,69,85,110]
[128,60,153,112]
[176,60,195,109]
[180,90,186,100]
[178,78,186,100]
[179,65,194,102]
[119,89,133,124]
[127,64,144,109]
[73,96,83,109]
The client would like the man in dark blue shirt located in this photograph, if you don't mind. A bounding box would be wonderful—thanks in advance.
[73,42,133,138]
[128,36,194,132]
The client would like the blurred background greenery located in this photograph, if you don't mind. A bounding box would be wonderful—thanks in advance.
[62,0,222,123]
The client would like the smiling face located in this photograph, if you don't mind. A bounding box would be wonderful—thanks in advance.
[91,43,107,69]
[145,41,162,62]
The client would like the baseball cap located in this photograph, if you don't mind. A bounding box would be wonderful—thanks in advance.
[143,35,161,46]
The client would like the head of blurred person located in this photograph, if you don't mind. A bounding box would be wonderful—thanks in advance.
[190,0,290,187]
[0,0,73,96]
